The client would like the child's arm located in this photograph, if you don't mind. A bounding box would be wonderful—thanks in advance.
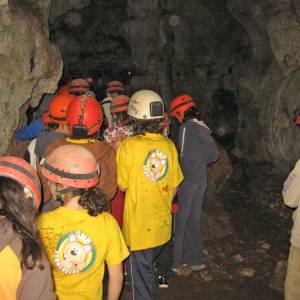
[173,187,178,198]
[107,263,124,300]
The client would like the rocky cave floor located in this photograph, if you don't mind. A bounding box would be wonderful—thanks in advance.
[121,159,292,300]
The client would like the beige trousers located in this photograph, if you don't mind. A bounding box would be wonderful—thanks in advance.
[285,245,300,300]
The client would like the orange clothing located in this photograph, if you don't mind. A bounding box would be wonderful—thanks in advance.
[0,219,55,300]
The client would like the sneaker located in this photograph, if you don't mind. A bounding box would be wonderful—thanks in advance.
[171,265,192,276]
[189,264,206,271]
[158,275,169,288]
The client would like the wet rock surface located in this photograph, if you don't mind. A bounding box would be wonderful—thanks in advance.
[121,159,292,299]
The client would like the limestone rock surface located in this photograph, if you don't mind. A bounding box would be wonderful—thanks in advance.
[0,0,62,154]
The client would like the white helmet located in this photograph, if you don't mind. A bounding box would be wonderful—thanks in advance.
[127,90,164,120]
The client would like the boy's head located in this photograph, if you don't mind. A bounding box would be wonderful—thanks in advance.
[106,80,125,98]
[0,156,41,209]
[169,94,199,123]
[40,145,109,216]
[43,94,76,133]
[68,78,91,96]
[127,90,164,135]
[41,144,100,191]
[67,92,103,139]
[110,95,131,126]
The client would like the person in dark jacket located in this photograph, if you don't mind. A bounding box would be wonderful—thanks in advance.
[169,94,219,276]
[0,156,55,300]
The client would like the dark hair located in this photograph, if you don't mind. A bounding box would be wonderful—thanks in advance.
[112,111,132,126]
[132,118,163,135]
[44,122,59,132]
[183,107,201,122]
[0,177,44,270]
[78,187,110,216]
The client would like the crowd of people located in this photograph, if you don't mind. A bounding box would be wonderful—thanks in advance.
[0,77,220,300]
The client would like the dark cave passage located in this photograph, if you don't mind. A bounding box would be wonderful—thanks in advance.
[210,88,239,150]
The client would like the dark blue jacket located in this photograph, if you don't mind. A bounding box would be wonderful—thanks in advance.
[179,119,219,179]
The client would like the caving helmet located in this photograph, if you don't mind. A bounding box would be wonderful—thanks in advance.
[110,95,130,114]
[67,92,103,138]
[0,156,41,207]
[106,80,125,94]
[40,145,100,189]
[127,90,164,120]
[169,94,197,122]
[69,78,90,95]
[42,94,75,125]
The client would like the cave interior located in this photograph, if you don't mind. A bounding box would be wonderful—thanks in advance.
[1,0,299,298]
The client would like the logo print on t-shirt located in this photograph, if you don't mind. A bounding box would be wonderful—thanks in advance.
[143,150,168,182]
[54,231,96,274]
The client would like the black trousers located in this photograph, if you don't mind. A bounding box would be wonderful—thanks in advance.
[127,245,164,300]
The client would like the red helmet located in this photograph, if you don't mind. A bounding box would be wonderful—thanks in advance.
[106,80,125,93]
[67,93,103,137]
[69,78,90,95]
[169,94,197,122]
[42,111,51,124]
[0,156,41,207]
[45,94,75,125]
[41,145,100,188]
[43,94,75,125]
[110,95,129,114]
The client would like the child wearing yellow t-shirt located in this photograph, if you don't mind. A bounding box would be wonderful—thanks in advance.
[38,144,129,300]
[116,90,183,300]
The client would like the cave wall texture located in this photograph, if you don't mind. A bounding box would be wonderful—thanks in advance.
[0,0,62,155]
[1,0,300,172]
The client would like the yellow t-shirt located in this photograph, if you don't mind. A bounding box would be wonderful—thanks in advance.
[38,208,129,300]
[117,133,183,251]
[0,246,20,300]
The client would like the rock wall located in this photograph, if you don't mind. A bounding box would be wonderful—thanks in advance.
[4,0,299,170]
[123,0,172,100]
[227,0,300,171]
[49,0,133,99]
[0,0,62,155]
[49,0,91,23]
[122,0,300,171]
